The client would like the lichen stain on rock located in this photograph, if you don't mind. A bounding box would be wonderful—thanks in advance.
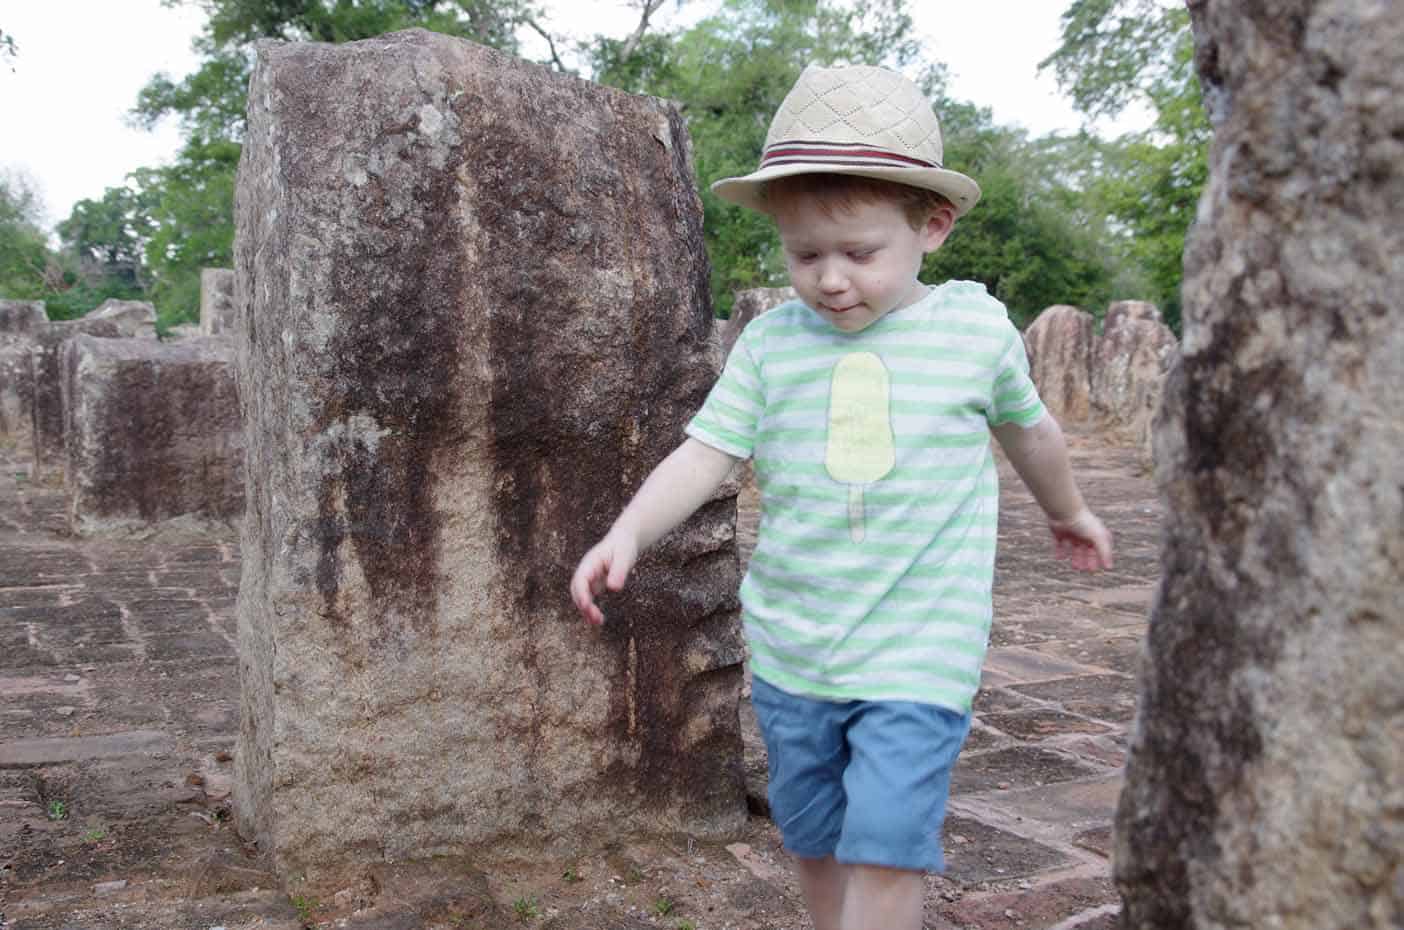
[466,69,735,820]
[308,93,466,643]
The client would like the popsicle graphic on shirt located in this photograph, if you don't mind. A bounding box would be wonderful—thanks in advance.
[825,352,896,543]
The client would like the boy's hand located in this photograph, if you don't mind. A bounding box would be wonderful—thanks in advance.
[1048,509,1113,572]
[570,529,640,626]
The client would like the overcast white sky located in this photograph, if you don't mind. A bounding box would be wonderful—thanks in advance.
[0,1,1129,232]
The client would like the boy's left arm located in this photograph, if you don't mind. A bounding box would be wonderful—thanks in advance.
[991,416,1114,572]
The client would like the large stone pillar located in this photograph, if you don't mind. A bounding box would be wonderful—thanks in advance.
[233,30,745,889]
[1115,3,1404,929]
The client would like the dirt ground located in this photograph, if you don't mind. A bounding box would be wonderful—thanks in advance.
[0,427,1155,930]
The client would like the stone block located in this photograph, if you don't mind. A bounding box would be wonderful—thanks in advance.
[166,323,202,341]
[0,299,47,335]
[84,298,159,338]
[720,286,796,358]
[1023,304,1095,423]
[0,299,47,446]
[60,335,243,536]
[199,268,236,336]
[28,300,157,476]
[1090,309,1178,444]
[1116,4,1404,928]
[233,30,744,889]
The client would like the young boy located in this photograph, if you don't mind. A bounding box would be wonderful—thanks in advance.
[570,64,1112,930]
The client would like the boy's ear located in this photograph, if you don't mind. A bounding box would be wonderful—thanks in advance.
[922,203,958,253]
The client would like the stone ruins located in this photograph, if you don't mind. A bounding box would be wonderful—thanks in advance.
[1024,300,1178,460]
[1022,304,1096,424]
[3,5,1397,924]
[233,29,744,888]
[1115,2,1403,929]
[28,300,159,480]
[0,290,244,539]
[61,334,243,537]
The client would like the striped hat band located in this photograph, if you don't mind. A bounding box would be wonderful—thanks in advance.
[761,140,942,172]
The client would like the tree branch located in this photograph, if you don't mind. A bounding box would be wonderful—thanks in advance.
[619,0,668,62]
[523,16,567,72]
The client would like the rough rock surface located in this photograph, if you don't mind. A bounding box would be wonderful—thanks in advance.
[199,268,236,336]
[720,286,796,358]
[233,30,744,891]
[1090,308,1177,445]
[1023,305,1096,424]
[1102,300,1160,333]
[83,299,159,338]
[0,299,47,334]
[166,323,203,341]
[0,300,48,444]
[28,301,158,476]
[60,335,243,537]
[1115,3,1404,929]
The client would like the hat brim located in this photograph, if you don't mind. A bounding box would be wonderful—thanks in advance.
[711,163,982,217]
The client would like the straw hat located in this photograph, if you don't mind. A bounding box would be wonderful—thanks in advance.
[711,64,981,216]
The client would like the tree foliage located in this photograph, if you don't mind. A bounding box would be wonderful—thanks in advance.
[20,0,1172,330]
[1041,0,1207,331]
[0,172,55,303]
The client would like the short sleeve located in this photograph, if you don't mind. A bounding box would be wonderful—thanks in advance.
[686,328,764,459]
[985,325,1047,428]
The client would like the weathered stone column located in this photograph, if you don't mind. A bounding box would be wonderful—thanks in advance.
[233,30,745,889]
[1089,302,1177,454]
[0,300,47,445]
[60,335,242,536]
[1115,3,1404,929]
[1022,304,1095,424]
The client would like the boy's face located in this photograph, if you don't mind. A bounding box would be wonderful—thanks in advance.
[773,193,956,334]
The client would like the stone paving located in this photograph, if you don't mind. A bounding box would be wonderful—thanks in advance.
[0,427,1157,929]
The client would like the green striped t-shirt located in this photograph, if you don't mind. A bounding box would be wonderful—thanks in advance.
[686,280,1046,712]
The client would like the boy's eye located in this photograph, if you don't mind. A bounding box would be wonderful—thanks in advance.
[848,249,876,262]
[793,252,818,263]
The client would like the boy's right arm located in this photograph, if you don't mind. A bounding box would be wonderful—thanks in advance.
[570,437,740,625]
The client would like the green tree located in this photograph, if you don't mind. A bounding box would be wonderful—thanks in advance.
[922,112,1127,327]
[0,171,56,302]
[116,0,540,327]
[56,185,155,285]
[1041,0,1207,331]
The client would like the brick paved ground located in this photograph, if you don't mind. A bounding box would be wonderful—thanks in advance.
[0,427,1155,929]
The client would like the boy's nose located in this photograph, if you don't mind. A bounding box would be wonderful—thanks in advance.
[818,263,848,293]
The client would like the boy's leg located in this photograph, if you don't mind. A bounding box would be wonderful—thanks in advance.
[834,700,971,930]
[793,855,847,930]
[839,863,924,930]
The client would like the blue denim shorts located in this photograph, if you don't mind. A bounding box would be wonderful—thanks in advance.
[750,675,971,872]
